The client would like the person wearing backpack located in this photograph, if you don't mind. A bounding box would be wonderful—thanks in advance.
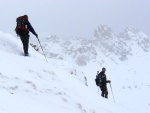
[15,15,38,56]
[97,67,111,98]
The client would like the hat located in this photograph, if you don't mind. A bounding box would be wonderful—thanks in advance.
[102,67,106,71]
[24,15,28,20]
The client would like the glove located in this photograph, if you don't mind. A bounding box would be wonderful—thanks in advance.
[35,33,38,38]
[108,80,111,83]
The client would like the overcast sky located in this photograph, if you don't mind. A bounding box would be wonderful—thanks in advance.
[0,0,150,39]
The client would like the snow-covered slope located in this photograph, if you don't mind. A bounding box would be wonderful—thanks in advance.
[0,31,137,113]
[1,24,150,113]
[34,25,150,113]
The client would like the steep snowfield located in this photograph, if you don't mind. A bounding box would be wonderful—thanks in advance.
[0,28,150,113]
[35,25,150,113]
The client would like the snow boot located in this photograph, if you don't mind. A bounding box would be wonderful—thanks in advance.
[24,53,29,56]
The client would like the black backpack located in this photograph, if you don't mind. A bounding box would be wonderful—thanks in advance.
[95,75,102,86]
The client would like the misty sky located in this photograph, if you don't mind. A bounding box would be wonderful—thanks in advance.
[0,0,150,39]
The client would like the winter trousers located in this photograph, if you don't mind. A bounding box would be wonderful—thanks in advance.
[100,85,108,98]
[19,34,29,54]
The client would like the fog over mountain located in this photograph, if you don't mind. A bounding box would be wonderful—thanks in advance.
[0,1,150,112]
[1,0,150,38]
[36,25,150,66]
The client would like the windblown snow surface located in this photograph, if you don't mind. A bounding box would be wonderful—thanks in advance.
[0,25,150,113]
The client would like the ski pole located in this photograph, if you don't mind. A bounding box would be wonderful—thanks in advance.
[109,83,115,103]
[37,38,48,63]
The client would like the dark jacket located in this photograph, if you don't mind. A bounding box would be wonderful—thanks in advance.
[97,71,109,86]
[15,16,37,36]
[25,20,36,35]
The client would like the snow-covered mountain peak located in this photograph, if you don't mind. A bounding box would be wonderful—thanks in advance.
[46,35,63,43]
[124,27,140,34]
[94,24,114,39]
[37,25,150,65]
